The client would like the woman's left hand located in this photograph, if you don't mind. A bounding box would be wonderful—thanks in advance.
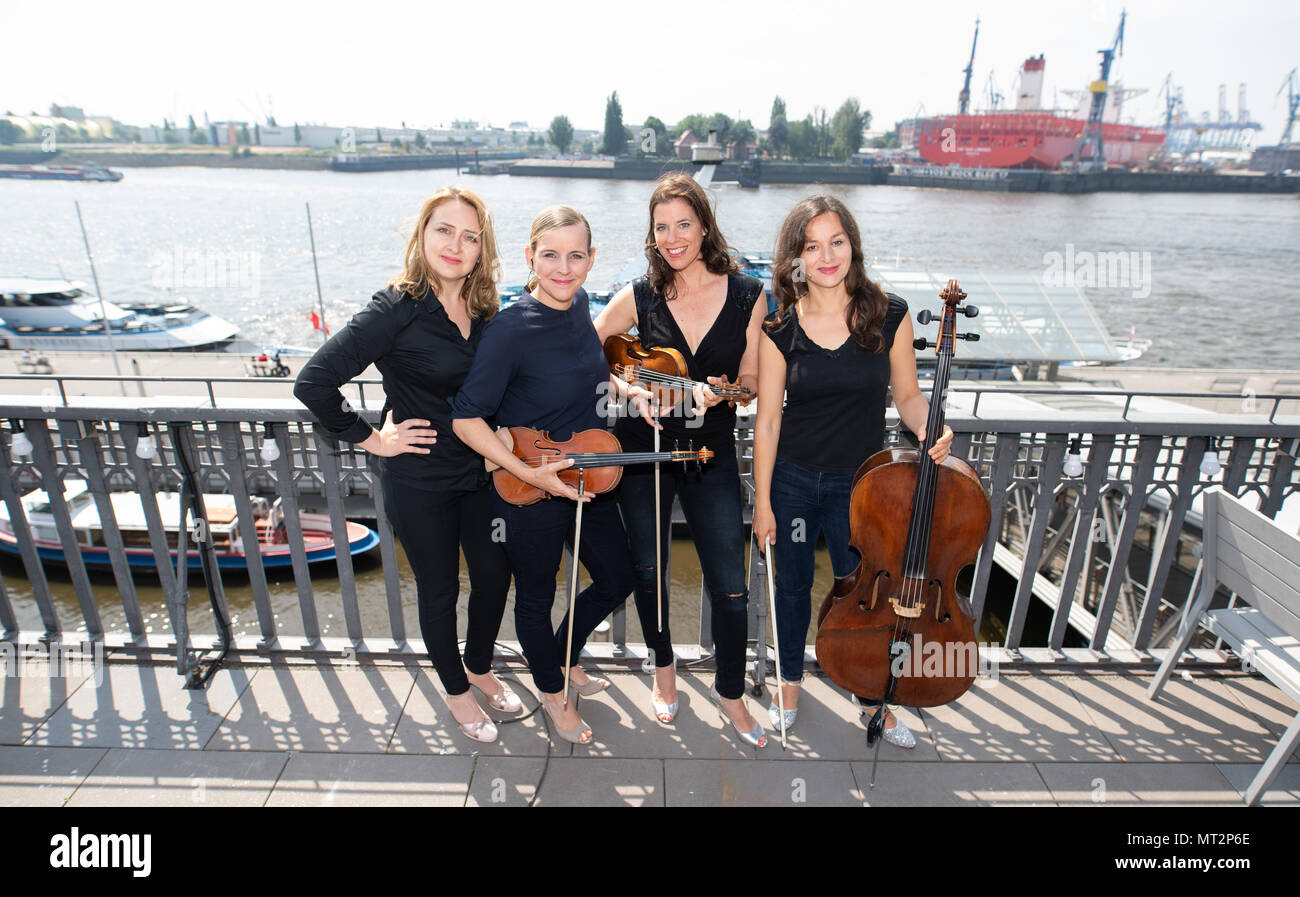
[693,378,726,410]
[917,424,954,464]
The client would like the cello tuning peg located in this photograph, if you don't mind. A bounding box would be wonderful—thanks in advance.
[916,309,933,325]
[958,332,980,341]
[913,337,932,350]
[960,304,979,318]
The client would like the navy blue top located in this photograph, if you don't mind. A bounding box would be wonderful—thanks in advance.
[763,294,909,475]
[451,290,609,439]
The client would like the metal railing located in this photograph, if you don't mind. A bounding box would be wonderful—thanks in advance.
[1,389,1297,682]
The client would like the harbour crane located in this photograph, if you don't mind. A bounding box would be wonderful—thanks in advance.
[1278,68,1299,146]
[958,18,980,115]
[1069,9,1126,171]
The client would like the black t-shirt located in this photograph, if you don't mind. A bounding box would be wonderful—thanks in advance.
[763,293,909,475]
[292,285,486,492]
[614,272,763,454]
[451,290,609,440]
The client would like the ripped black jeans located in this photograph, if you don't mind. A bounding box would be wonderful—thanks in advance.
[619,445,750,700]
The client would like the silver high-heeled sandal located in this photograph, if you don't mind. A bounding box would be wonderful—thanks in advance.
[711,685,767,748]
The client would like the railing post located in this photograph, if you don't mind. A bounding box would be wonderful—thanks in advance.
[1133,436,1207,649]
[1090,435,1161,651]
[1049,435,1115,650]
[970,433,1020,626]
[1005,434,1068,649]
[75,422,146,645]
[0,425,61,639]
[29,420,103,640]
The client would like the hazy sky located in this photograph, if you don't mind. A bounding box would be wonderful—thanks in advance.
[6,0,1297,142]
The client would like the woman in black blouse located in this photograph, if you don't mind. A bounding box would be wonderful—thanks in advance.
[752,195,952,748]
[294,187,516,744]
[595,174,769,747]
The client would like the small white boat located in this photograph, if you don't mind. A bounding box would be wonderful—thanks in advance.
[0,277,238,351]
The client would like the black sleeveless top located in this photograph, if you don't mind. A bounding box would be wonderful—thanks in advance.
[614,272,763,453]
[763,293,909,475]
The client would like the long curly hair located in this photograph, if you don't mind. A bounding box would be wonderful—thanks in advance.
[643,174,736,301]
[768,194,888,352]
[390,186,501,320]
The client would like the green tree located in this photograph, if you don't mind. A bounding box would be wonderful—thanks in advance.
[0,120,21,145]
[813,107,830,158]
[768,95,789,158]
[729,118,755,149]
[580,138,595,154]
[191,129,209,145]
[238,124,251,145]
[787,116,816,160]
[548,115,574,153]
[601,91,625,156]
[641,116,668,156]
[254,122,261,145]
[295,123,303,144]
[413,131,426,149]
[373,126,381,144]
[830,98,869,160]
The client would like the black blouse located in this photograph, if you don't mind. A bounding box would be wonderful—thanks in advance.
[763,293,909,475]
[293,285,487,493]
[614,272,763,453]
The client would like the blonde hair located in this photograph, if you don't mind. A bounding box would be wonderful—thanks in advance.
[390,186,501,320]
[525,205,593,292]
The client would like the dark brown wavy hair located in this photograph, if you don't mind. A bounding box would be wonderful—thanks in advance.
[768,194,888,352]
[643,174,736,301]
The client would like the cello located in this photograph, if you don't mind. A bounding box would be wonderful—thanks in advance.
[814,279,991,756]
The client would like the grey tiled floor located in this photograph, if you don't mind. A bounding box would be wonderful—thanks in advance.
[1,660,1296,806]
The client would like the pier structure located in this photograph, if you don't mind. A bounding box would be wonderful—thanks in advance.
[1,383,1298,805]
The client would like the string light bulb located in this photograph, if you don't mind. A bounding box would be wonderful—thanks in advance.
[260,424,280,463]
[1199,436,1221,478]
[1063,436,1084,478]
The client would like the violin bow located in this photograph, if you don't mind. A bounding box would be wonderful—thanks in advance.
[654,403,663,635]
[561,468,585,709]
[765,535,787,749]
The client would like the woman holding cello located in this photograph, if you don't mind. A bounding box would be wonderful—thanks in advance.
[451,205,645,745]
[752,195,953,747]
[595,174,769,747]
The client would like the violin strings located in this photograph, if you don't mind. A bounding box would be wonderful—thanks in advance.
[616,366,746,396]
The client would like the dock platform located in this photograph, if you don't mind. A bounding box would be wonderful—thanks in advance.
[3,656,1297,807]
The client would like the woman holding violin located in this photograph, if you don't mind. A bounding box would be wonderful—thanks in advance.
[753,195,953,747]
[452,205,644,745]
[595,174,769,747]
[294,187,517,745]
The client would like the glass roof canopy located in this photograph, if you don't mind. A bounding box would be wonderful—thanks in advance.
[868,265,1120,364]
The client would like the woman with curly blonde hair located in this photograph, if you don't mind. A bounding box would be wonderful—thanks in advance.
[295,186,518,745]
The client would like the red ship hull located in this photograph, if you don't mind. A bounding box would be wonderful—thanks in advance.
[916,112,1166,169]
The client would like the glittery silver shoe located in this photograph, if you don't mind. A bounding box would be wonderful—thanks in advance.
[711,685,768,748]
[768,701,797,731]
[881,717,916,749]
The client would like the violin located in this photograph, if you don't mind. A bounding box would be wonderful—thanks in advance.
[603,333,752,410]
[487,426,714,506]
[813,280,991,736]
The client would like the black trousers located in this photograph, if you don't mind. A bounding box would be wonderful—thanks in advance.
[383,477,511,696]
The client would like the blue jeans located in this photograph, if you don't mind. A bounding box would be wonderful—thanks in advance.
[769,457,859,685]
[492,489,634,695]
[619,447,750,700]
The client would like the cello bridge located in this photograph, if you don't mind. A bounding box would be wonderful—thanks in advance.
[888,597,924,619]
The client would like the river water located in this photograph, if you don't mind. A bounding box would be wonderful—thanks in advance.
[2,168,1298,649]
[4,167,1300,368]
